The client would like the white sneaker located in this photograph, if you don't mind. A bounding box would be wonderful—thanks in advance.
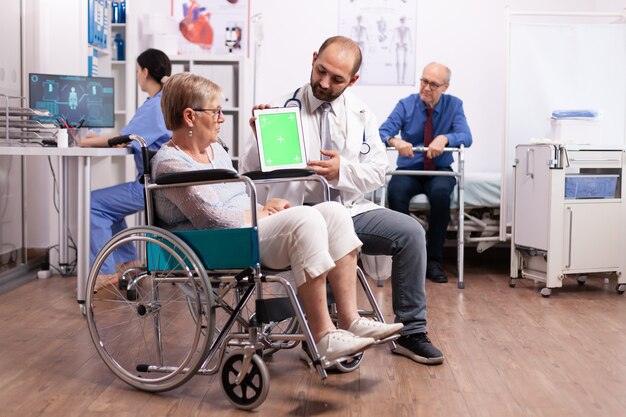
[316,329,374,362]
[347,318,404,340]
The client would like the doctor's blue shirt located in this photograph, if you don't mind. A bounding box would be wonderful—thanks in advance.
[379,93,472,170]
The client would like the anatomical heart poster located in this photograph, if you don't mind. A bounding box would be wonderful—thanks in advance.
[171,0,249,55]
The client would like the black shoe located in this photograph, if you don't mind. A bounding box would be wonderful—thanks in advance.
[392,332,444,365]
[426,261,448,283]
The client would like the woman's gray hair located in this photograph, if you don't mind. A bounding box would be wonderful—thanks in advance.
[160,72,223,130]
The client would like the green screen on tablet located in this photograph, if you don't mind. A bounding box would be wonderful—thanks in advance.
[254,107,307,171]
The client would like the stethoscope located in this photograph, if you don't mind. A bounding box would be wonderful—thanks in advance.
[284,88,371,155]
[283,88,303,109]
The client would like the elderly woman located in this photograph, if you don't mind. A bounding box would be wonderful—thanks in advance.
[151,72,402,362]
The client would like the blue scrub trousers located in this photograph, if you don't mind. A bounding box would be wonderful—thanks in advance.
[90,180,145,274]
[387,167,456,263]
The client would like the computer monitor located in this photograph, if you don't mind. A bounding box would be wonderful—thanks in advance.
[28,73,115,128]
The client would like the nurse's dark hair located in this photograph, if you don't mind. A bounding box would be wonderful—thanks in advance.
[161,72,223,130]
[136,48,172,85]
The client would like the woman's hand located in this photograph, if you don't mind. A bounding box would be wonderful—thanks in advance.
[249,198,291,222]
[263,198,291,215]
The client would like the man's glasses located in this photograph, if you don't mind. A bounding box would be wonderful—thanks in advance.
[193,107,224,118]
[420,78,446,90]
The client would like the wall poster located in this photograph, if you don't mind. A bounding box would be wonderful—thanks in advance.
[339,0,417,86]
[170,0,249,55]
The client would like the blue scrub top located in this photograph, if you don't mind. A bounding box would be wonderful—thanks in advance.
[120,90,171,177]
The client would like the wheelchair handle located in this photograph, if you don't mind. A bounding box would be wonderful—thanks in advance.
[108,134,129,147]
[108,134,149,180]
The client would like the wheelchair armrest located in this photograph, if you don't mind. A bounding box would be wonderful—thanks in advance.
[155,168,240,185]
[242,169,316,181]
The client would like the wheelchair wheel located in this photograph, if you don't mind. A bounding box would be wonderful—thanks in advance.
[220,349,269,410]
[86,226,214,392]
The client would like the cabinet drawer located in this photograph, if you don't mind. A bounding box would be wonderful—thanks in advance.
[567,151,623,169]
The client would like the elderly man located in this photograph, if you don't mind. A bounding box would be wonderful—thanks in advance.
[379,62,472,283]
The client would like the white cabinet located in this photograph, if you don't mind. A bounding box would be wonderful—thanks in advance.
[169,55,244,161]
[510,144,626,296]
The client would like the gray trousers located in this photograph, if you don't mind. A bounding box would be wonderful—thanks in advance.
[352,208,428,334]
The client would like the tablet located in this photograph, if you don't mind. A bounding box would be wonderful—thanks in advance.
[254,107,307,172]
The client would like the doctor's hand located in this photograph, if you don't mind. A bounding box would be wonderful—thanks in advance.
[388,137,414,157]
[307,150,340,181]
[248,104,272,139]
[426,135,448,160]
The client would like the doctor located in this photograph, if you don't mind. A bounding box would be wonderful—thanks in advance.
[240,36,444,365]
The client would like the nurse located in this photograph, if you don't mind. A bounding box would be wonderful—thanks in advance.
[81,48,172,290]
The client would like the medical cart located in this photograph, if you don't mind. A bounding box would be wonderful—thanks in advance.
[510,144,626,296]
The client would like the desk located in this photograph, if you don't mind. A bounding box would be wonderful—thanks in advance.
[0,145,132,310]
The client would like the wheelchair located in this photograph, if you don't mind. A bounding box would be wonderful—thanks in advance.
[85,134,395,410]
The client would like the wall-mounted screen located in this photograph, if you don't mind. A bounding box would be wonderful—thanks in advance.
[28,73,115,128]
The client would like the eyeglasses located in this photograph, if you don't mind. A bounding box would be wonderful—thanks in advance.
[420,78,446,90]
[193,107,224,118]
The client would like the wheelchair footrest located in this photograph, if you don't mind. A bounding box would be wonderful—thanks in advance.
[373,333,401,345]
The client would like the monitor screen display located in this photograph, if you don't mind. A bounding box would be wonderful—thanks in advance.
[28,73,115,128]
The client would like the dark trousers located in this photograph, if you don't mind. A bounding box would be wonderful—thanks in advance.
[387,167,456,262]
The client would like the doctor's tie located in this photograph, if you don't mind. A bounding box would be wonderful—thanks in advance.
[320,102,333,159]
[319,102,341,202]
[423,107,435,171]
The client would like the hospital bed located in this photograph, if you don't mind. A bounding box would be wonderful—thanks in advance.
[407,172,502,252]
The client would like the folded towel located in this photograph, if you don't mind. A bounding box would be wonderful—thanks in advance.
[551,110,598,119]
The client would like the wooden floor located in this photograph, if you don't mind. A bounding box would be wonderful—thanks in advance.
[1,255,626,417]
